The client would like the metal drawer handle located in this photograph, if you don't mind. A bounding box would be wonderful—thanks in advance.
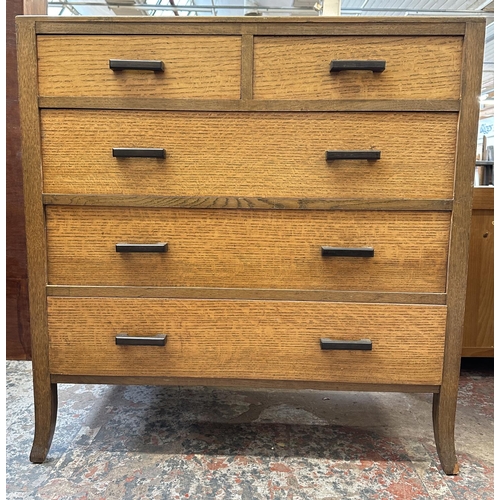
[330,60,386,73]
[320,338,372,351]
[115,334,167,346]
[113,148,166,159]
[116,243,168,253]
[326,150,381,161]
[321,247,374,257]
[109,59,165,72]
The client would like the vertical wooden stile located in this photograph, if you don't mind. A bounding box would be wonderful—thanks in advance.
[241,33,254,101]
[16,17,58,464]
[432,18,485,475]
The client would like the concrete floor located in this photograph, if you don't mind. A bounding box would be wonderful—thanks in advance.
[6,359,493,499]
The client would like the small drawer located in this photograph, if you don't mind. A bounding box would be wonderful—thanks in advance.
[253,36,462,100]
[41,110,458,200]
[37,35,241,99]
[46,206,450,293]
[48,298,446,385]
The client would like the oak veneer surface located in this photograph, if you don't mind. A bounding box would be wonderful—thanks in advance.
[47,298,447,385]
[253,36,462,100]
[41,110,457,199]
[46,206,450,292]
[37,35,241,98]
[17,16,484,472]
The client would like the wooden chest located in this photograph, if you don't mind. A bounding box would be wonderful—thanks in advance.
[16,16,484,474]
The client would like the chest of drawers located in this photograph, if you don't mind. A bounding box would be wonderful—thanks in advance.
[16,16,484,474]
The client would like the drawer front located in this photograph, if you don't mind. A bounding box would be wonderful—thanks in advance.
[253,36,462,100]
[41,110,457,200]
[48,298,446,385]
[37,35,241,99]
[46,207,450,292]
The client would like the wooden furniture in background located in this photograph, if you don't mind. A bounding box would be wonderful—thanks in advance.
[7,0,30,360]
[17,16,484,474]
[462,187,494,357]
[6,0,46,360]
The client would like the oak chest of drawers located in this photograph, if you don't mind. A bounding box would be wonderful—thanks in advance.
[16,16,484,474]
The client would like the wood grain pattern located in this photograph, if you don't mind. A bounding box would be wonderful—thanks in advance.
[241,34,254,100]
[462,210,494,356]
[472,186,494,210]
[41,110,458,199]
[30,16,472,25]
[246,22,467,37]
[33,18,468,37]
[47,298,447,385]
[254,36,462,100]
[41,194,454,212]
[461,346,494,357]
[46,207,450,292]
[16,16,57,464]
[46,285,447,305]
[433,19,485,476]
[37,35,241,99]
[15,16,484,471]
[50,374,440,393]
[38,96,461,112]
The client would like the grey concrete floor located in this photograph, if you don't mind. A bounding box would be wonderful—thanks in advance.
[6,359,493,499]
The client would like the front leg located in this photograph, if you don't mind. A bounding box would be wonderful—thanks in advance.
[30,381,58,463]
[432,391,459,475]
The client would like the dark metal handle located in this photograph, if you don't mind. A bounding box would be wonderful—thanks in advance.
[326,150,381,161]
[115,334,167,346]
[109,59,165,72]
[116,243,168,253]
[113,148,166,159]
[330,60,386,73]
[321,247,374,257]
[320,338,372,350]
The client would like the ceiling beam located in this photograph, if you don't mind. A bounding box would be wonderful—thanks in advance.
[479,1,494,11]
[105,0,147,15]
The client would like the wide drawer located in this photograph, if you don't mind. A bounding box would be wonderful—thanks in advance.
[46,207,450,292]
[253,36,462,100]
[41,110,457,200]
[37,35,241,99]
[47,298,446,385]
